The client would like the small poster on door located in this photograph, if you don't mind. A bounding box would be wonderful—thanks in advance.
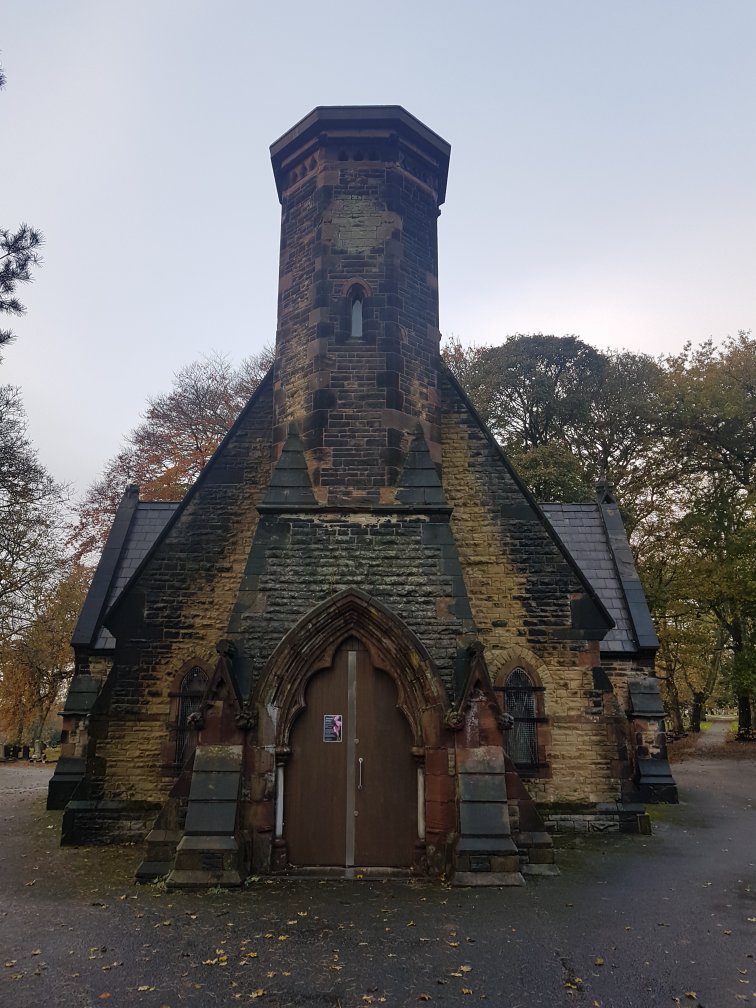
[323,714,343,742]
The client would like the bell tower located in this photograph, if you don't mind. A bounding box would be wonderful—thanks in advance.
[270,106,451,505]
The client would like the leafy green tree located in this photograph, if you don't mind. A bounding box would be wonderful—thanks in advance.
[656,333,756,737]
[443,330,755,737]
[0,223,44,351]
[0,386,69,647]
[644,520,732,734]
[0,384,73,742]
[442,334,667,518]
[0,67,44,352]
[450,333,604,451]
[662,332,756,489]
[678,482,755,736]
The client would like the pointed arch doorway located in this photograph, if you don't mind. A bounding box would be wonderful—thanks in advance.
[284,636,417,870]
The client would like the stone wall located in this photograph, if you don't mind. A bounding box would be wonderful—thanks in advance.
[229,510,472,698]
[80,380,275,816]
[273,146,445,500]
[68,366,642,845]
[439,371,623,806]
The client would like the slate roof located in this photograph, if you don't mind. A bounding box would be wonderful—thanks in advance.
[94,501,179,648]
[541,501,658,655]
[75,485,656,659]
[73,492,179,651]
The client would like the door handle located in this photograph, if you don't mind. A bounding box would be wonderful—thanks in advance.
[358,757,364,790]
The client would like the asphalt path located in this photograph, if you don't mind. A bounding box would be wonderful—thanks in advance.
[0,723,753,1008]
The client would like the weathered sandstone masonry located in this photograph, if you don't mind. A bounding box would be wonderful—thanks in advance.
[51,107,676,885]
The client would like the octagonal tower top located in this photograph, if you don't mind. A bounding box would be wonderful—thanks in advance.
[270,105,451,205]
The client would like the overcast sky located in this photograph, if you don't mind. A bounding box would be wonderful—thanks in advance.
[2,1,754,497]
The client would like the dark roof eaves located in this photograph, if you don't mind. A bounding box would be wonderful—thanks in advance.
[598,498,660,652]
[441,366,614,636]
[71,486,140,647]
[103,368,274,631]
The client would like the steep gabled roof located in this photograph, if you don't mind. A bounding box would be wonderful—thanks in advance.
[72,489,179,651]
[541,494,658,655]
[102,369,274,633]
[71,484,141,649]
[74,368,657,659]
[92,500,180,649]
[441,367,615,637]
[74,371,275,651]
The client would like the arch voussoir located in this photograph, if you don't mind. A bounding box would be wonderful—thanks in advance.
[254,589,447,748]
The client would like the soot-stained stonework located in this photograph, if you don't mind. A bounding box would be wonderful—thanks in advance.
[51,106,676,885]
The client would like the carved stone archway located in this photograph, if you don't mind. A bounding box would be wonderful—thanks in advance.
[251,589,450,874]
[254,588,448,749]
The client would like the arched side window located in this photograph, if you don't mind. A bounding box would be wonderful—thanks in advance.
[497,667,547,773]
[338,278,372,345]
[174,665,208,766]
[348,286,364,341]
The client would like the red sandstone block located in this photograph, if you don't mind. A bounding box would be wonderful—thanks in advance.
[424,748,452,776]
[424,773,454,805]
[425,800,456,834]
[421,707,445,748]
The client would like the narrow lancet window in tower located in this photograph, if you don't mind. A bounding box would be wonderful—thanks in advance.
[350,292,363,341]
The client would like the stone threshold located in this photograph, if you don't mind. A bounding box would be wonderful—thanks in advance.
[274,866,416,880]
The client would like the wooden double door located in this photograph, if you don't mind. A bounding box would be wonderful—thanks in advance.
[285,638,416,869]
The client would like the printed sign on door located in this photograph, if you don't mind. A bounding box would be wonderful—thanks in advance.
[323,714,343,742]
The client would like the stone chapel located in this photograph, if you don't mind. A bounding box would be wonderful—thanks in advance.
[49,106,677,886]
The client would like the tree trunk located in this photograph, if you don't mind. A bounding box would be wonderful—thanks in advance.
[736,693,753,739]
[689,692,705,733]
[663,677,685,736]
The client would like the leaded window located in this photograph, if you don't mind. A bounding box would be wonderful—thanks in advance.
[175,665,208,766]
[501,667,539,768]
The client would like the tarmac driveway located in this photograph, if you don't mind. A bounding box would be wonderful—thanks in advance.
[0,726,753,1008]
